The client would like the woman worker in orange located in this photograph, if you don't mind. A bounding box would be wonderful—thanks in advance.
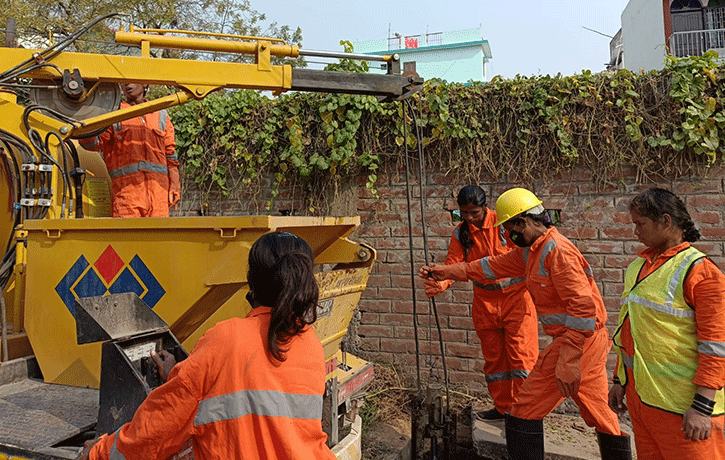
[79,232,336,460]
[609,188,725,460]
[425,185,538,420]
[421,187,630,460]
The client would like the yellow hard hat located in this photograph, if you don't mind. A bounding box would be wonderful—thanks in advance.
[494,188,543,227]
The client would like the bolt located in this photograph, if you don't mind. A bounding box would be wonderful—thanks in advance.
[68,80,79,90]
[59,126,69,134]
[196,88,205,96]
[357,248,369,260]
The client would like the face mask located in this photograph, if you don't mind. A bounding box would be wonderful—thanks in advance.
[508,229,530,247]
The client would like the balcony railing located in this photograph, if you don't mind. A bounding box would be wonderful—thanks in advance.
[669,28,725,57]
[387,32,444,50]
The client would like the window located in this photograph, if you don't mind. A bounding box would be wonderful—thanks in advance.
[403,61,416,72]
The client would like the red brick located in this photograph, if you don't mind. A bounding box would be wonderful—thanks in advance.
[443,357,471,372]
[380,313,414,326]
[359,337,381,352]
[691,242,722,256]
[691,211,720,224]
[673,180,720,195]
[446,343,483,359]
[576,241,624,254]
[360,311,379,324]
[558,227,598,240]
[380,338,414,353]
[356,226,389,237]
[603,297,621,311]
[591,268,623,282]
[701,227,725,239]
[468,330,483,345]
[449,316,475,330]
[687,194,725,207]
[602,282,625,297]
[366,274,390,287]
[429,329,467,343]
[357,200,389,212]
[358,299,391,313]
[604,255,637,269]
[358,325,393,338]
[601,227,635,239]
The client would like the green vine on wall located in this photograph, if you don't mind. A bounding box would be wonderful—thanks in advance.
[170,53,725,213]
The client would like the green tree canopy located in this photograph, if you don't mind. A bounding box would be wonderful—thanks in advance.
[1,0,303,65]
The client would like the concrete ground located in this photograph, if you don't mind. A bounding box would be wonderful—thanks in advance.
[473,410,636,460]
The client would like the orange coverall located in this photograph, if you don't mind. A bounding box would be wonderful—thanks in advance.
[90,307,336,460]
[445,209,538,414]
[80,101,179,217]
[462,227,620,434]
[614,242,725,460]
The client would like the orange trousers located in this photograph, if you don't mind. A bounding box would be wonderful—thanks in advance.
[473,288,538,414]
[112,174,169,217]
[625,368,725,460]
[510,327,620,435]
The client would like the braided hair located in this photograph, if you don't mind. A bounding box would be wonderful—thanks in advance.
[456,186,487,256]
[629,188,701,242]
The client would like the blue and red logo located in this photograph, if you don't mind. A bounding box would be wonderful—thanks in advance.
[55,245,165,316]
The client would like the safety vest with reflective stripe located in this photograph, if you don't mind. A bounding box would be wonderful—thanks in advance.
[614,246,725,415]
[450,214,525,296]
[476,227,602,339]
[90,308,335,460]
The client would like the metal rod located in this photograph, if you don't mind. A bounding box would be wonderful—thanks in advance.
[1,290,7,362]
[298,49,393,62]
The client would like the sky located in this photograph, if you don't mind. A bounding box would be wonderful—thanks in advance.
[259,0,632,79]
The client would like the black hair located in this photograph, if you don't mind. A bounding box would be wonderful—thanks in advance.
[510,210,554,229]
[456,186,487,254]
[629,187,700,242]
[247,232,319,362]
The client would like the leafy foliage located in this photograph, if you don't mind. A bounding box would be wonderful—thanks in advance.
[1,0,303,66]
[171,53,725,213]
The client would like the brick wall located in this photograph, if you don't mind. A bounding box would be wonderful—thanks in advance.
[179,163,725,393]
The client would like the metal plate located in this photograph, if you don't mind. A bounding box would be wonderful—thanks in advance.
[0,379,97,450]
[29,80,121,137]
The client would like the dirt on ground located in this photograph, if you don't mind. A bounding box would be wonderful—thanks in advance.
[360,360,635,460]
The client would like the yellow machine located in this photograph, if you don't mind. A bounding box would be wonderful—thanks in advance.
[0,18,421,459]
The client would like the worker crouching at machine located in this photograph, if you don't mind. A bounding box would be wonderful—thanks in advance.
[79,232,336,460]
[421,188,632,460]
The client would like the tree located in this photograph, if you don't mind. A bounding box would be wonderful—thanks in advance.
[1,0,304,66]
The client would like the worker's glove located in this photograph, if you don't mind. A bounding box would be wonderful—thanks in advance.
[424,278,452,298]
[420,262,469,282]
[554,333,585,398]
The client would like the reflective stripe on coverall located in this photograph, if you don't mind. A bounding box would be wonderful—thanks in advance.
[90,307,336,460]
[464,226,620,435]
[446,208,538,414]
[613,242,725,460]
[80,101,179,217]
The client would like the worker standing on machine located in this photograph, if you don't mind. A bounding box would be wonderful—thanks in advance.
[79,83,180,217]
[425,185,538,420]
[78,232,336,460]
[609,188,725,460]
[420,188,631,460]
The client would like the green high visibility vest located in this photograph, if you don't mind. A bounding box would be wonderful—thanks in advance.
[613,246,724,415]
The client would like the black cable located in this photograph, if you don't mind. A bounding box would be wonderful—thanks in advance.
[405,100,451,413]
[64,140,84,218]
[402,101,422,392]
[45,131,71,218]
[0,13,118,82]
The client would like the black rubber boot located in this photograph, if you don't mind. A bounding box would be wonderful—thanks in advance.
[596,430,632,460]
[505,413,544,460]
